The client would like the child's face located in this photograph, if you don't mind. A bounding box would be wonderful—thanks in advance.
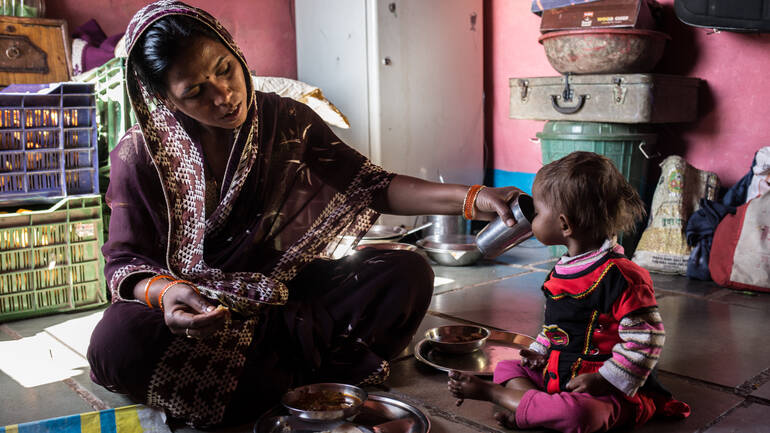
[530,183,566,246]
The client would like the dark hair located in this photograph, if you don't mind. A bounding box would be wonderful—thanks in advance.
[130,15,219,97]
[533,151,646,242]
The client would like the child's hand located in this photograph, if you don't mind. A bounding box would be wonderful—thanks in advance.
[519,348,546,370]
[565,372,615,396]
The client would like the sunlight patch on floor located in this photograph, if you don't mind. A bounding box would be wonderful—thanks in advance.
[0,311,103,388]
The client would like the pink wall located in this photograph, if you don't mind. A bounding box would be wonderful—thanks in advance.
[45,0,769,187]
[46,0,297,78]
[486,0,770,187]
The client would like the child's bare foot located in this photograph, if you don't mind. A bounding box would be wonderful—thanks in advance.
[493,410,518,429]
[447,370,496,406]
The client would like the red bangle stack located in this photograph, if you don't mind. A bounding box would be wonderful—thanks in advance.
[158,279,201,312]
[462,185,485,220]
[144,275,172,308]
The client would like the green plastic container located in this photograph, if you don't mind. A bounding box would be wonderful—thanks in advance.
[0,195,107,322]
[77,58,136,246]
[76,57,137,171]
[536,121,657,258]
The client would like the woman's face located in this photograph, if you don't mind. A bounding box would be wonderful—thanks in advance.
[163,35,248,130]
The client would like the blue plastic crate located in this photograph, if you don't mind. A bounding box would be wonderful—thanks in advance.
[0,83,98,206]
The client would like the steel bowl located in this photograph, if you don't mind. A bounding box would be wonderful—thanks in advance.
[416,234,482,266]
[539,28,670,74]
[425,325,490,354]
[354,242,418,252]
[281,383,368,422]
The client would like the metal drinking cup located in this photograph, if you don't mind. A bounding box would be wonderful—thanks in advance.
[475,195,535,258]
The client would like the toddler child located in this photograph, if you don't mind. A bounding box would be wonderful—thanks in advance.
[448,152,690,433]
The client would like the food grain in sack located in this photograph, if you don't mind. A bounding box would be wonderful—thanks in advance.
[633,156,719,275]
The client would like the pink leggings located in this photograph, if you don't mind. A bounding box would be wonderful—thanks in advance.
[493,360,634,433]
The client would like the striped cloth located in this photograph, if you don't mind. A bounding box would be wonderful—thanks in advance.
[0,405,169,433]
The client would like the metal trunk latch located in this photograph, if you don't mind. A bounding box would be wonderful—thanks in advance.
[518,79,529,102]
[551,74,586,114]
[613,77,628,104]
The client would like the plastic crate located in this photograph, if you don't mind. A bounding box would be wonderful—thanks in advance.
[76,57,136,169]
[0,195,106,322]
[536,121,657,257]
[0,83,99,206]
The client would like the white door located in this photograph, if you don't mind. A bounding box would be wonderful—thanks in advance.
[370,0,484,186]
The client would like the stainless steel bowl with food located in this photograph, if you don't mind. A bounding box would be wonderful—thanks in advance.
[416,234,482,266]
[425,325,490,354]
[281,383,368,422]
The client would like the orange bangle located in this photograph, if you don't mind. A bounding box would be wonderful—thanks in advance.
[158,279,200,312]
[144,275,172,308]
[462,185,485,220]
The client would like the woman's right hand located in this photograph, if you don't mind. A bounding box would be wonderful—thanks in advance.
[161,283,229,339]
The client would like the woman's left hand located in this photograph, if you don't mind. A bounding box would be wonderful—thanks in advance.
[473,186,523,226]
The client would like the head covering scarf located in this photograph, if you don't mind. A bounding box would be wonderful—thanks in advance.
[117,0,392,313]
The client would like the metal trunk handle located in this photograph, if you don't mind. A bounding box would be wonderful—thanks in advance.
[550,74,586,114]
[551,94,586,114]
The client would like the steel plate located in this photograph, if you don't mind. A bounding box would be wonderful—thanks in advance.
[255,393,430,433]
[363,225,407,240]
[414,330,534,376]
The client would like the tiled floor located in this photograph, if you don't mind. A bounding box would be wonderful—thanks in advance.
[1,241,769,432]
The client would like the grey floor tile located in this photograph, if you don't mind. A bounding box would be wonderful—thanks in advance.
[709,289,770,312]
[528,260,558,272]
[36,310,104,358]
[751,380,770,401]
[0,321,104,425]
[0,368,94,425]
[490,239,553,266]
[415,411,500,433]
[429,271,548,338]
[1,307,106,341]
[656,294,770,388]
[650,272,725,298]
[703,401,770,432]
[628,373,745,433]
[431,262,529,294]
[69,369,136,410]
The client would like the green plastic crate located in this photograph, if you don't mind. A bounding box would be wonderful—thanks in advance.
[76,57,136,170]
[536,121,657,258]
[0,195,107,322]
[76,58,135,246]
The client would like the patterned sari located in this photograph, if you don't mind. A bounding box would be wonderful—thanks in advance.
[91,0,429,427]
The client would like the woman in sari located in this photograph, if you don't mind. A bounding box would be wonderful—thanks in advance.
[87,0,522,427]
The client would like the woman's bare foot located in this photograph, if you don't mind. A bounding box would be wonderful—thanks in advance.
[447,370,496,405]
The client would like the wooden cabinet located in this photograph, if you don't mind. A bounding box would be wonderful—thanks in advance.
[0,16,71,87]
